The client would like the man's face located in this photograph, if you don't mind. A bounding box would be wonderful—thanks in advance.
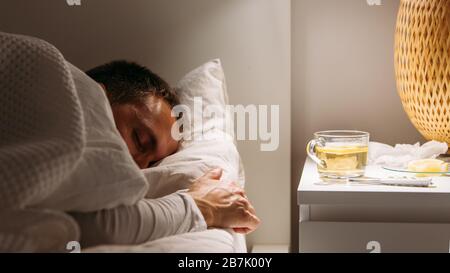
[110,95,179,169]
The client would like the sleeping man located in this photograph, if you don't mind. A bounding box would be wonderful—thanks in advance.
[72,61,260,247]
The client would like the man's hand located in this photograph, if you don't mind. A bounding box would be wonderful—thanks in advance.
[188,168,260,234]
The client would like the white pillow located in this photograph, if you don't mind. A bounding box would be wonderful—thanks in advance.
[34,64,149,212]
[144,59,245,199]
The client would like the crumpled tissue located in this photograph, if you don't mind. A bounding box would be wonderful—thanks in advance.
[368,140,448,168]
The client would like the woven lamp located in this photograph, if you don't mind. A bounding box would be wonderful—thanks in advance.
[395,0,450,146]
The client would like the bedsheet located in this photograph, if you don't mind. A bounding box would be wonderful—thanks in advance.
[84,229,246,253]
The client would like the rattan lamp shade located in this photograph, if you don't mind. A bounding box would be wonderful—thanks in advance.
[395,0,450,145]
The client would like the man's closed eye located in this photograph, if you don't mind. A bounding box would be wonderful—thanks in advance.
[133,129,145,153]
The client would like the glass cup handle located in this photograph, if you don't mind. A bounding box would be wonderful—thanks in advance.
[306,139,327,169]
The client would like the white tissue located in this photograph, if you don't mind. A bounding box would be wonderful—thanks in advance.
[368,141,448,168]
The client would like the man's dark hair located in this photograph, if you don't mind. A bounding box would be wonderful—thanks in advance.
[86,60,179,108]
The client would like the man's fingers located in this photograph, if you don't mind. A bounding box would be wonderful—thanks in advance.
[192,174,260,234]
[201,168,223,180]
[242,212,260,232]
[233,227,251,234]
[247,212,261,230]
[231,187,246,198]
[246,200,256,216]
[235,196,256,216]
[234,206,260,231]
[224,181,246,197]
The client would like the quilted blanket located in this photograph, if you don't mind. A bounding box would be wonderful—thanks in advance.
[0,32,85,209]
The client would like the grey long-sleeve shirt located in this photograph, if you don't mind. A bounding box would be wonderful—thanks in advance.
[71,191,207,248]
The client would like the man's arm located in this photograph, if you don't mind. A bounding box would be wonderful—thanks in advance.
[71,191,206,248]
[71,168,260,248]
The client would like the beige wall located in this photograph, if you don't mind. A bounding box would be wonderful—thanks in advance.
[0,0,291,249]
[291,0,423,251]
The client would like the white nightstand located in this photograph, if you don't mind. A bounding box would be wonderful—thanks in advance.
[298,158,450,253]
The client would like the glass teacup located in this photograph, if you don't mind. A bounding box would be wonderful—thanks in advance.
[307,130,369,178]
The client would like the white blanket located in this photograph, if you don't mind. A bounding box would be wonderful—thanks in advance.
[0,31,86,251]
[84,229,243,253]
[0,32,85,210]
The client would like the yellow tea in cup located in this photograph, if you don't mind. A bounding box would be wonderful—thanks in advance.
[315,145,368,177]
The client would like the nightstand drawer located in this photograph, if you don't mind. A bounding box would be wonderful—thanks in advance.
[299,221,450,253]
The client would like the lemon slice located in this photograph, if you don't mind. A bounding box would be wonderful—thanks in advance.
[407,159,448,173]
